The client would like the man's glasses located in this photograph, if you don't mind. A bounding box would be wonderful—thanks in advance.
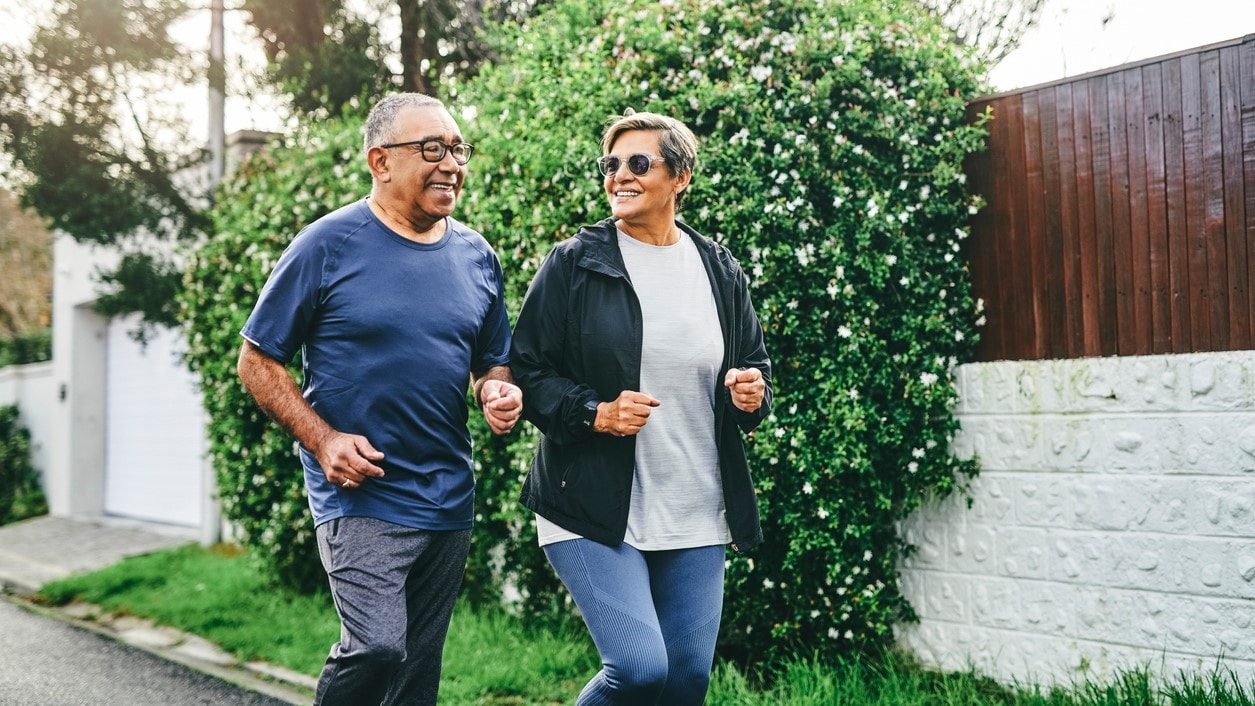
[380,139,475,165]
[597,153,668,177]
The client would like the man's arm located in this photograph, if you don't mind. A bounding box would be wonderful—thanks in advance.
[237,339,385,488]
[472,365,522,436]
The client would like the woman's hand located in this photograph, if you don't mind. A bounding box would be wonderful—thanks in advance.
[724,367,765,413]
[595,391,661,437]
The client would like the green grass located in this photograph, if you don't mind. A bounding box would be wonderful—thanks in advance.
[35,545,1255,705]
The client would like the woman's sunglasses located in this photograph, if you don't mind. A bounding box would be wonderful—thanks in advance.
[597,153,668,177]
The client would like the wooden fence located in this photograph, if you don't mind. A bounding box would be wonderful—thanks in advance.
[964,34,1255,362]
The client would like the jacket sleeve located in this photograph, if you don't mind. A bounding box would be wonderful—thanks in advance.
[510,246,600,445]
[730,262,773,434]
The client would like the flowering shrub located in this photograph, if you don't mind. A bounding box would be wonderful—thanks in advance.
[181,0,988,663]
[451,0,987,663]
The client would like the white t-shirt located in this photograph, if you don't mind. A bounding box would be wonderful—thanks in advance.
[537,229,729,549]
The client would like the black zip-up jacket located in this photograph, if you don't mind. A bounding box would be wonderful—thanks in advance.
[510,217,773,552]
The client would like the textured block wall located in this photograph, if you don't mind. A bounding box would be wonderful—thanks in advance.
[897,351,1255,686]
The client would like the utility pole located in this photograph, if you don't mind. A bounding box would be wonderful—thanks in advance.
[208,0,226,190]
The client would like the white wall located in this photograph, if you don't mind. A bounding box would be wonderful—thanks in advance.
[0,361,55,479]
[898,351,1255,686]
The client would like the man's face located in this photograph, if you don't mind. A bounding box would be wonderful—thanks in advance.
[377,105,466,222]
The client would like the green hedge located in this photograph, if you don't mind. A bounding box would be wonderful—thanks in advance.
[0,328,52,367]
[182,0,988,664]
[450,0,987,663]
[0,404,47,525]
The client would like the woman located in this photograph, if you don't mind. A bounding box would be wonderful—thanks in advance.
[510,111,773,704]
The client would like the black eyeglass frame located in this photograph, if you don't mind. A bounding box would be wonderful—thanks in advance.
[597,153,669,178]
[379,139,475,165]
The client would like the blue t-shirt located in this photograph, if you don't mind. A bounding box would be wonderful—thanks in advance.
[240,199,511,530]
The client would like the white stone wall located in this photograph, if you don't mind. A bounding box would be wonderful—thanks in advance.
[898,351,1255,687]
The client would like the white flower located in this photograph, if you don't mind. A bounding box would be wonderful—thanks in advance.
[750,65,772,82]
[907,461,919,473]
[803,482,814,495]
[838,325,852,338]
[912,447,926,458]
[920,372,939,386]
[955,331,965,342]
[763,578,775,589]
[817,508,829,519]
[828,627,840,639]
[885,254,897,266]
[847,388,860,400]
[863,550,873,561]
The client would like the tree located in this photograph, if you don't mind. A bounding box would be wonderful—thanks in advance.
[238,0,547,113]
[0,190,52,339]
[920,0,1046,63]
[0,0,209,333]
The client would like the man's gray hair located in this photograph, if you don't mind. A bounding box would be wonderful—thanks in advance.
[363,93,445,152]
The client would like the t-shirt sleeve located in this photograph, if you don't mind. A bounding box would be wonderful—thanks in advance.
[471,249,512,375]
[239,232,325,365]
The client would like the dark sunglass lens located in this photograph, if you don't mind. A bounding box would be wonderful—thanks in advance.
[599,156,621,176]
[627,154,652,176]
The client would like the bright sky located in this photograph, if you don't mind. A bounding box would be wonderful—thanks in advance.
[990,0,1255,92]
[2,1,1253,135]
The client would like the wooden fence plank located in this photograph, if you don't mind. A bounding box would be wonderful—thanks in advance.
[1181,51,1211,350]
[1201,50,1230,349]
[1124,66,1153,355]
[1056,84,1086,357]
[1088,74,1120,356]
[1142,63,1174,352]
[1073,78,1102,355]
[1243,38,1255,342]
[1107,72,1137,355]
[965,99,1004,361]
[1162,57,1193,351]
[1222,45,1251,350]
[1022,90,1051,360]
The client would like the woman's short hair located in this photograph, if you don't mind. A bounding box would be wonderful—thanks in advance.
[600,110,698,209]
[363,93,444,152]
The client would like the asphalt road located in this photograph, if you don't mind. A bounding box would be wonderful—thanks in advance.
[0,598,292,706]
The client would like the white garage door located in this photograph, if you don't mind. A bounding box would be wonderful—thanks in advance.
[104,315,206,527]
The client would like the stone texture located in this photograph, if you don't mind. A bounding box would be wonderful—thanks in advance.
[898,351,1255,687]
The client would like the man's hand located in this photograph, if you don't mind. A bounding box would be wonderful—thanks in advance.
[480,379,523,435]
[595,391,661,437]
[724,367,765,413]
[315,431,386,490]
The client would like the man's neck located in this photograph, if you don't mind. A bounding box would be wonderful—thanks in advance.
[367,196,446,244]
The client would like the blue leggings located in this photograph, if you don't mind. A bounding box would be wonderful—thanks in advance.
[543,539,726,706]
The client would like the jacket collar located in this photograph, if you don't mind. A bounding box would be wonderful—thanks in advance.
[575,217,719,277]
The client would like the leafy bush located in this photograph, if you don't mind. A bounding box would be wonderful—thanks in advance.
[181,0,988,665]
[449,0,987,664]
[0,327,52,367]
[0,404,47,525]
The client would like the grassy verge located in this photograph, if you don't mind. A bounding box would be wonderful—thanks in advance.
[35,544,1255,705]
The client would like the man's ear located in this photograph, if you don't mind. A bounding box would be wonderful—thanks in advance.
[366,146,391,182]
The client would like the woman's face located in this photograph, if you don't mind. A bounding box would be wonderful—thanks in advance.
[602,130,688,223]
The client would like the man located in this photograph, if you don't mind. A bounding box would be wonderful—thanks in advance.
[237,92,521,705]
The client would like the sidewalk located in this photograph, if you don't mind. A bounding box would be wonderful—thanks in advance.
[0,515,315,704]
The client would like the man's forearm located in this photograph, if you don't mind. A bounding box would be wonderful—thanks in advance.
[238,341,334,452]
[472,365,514,405]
